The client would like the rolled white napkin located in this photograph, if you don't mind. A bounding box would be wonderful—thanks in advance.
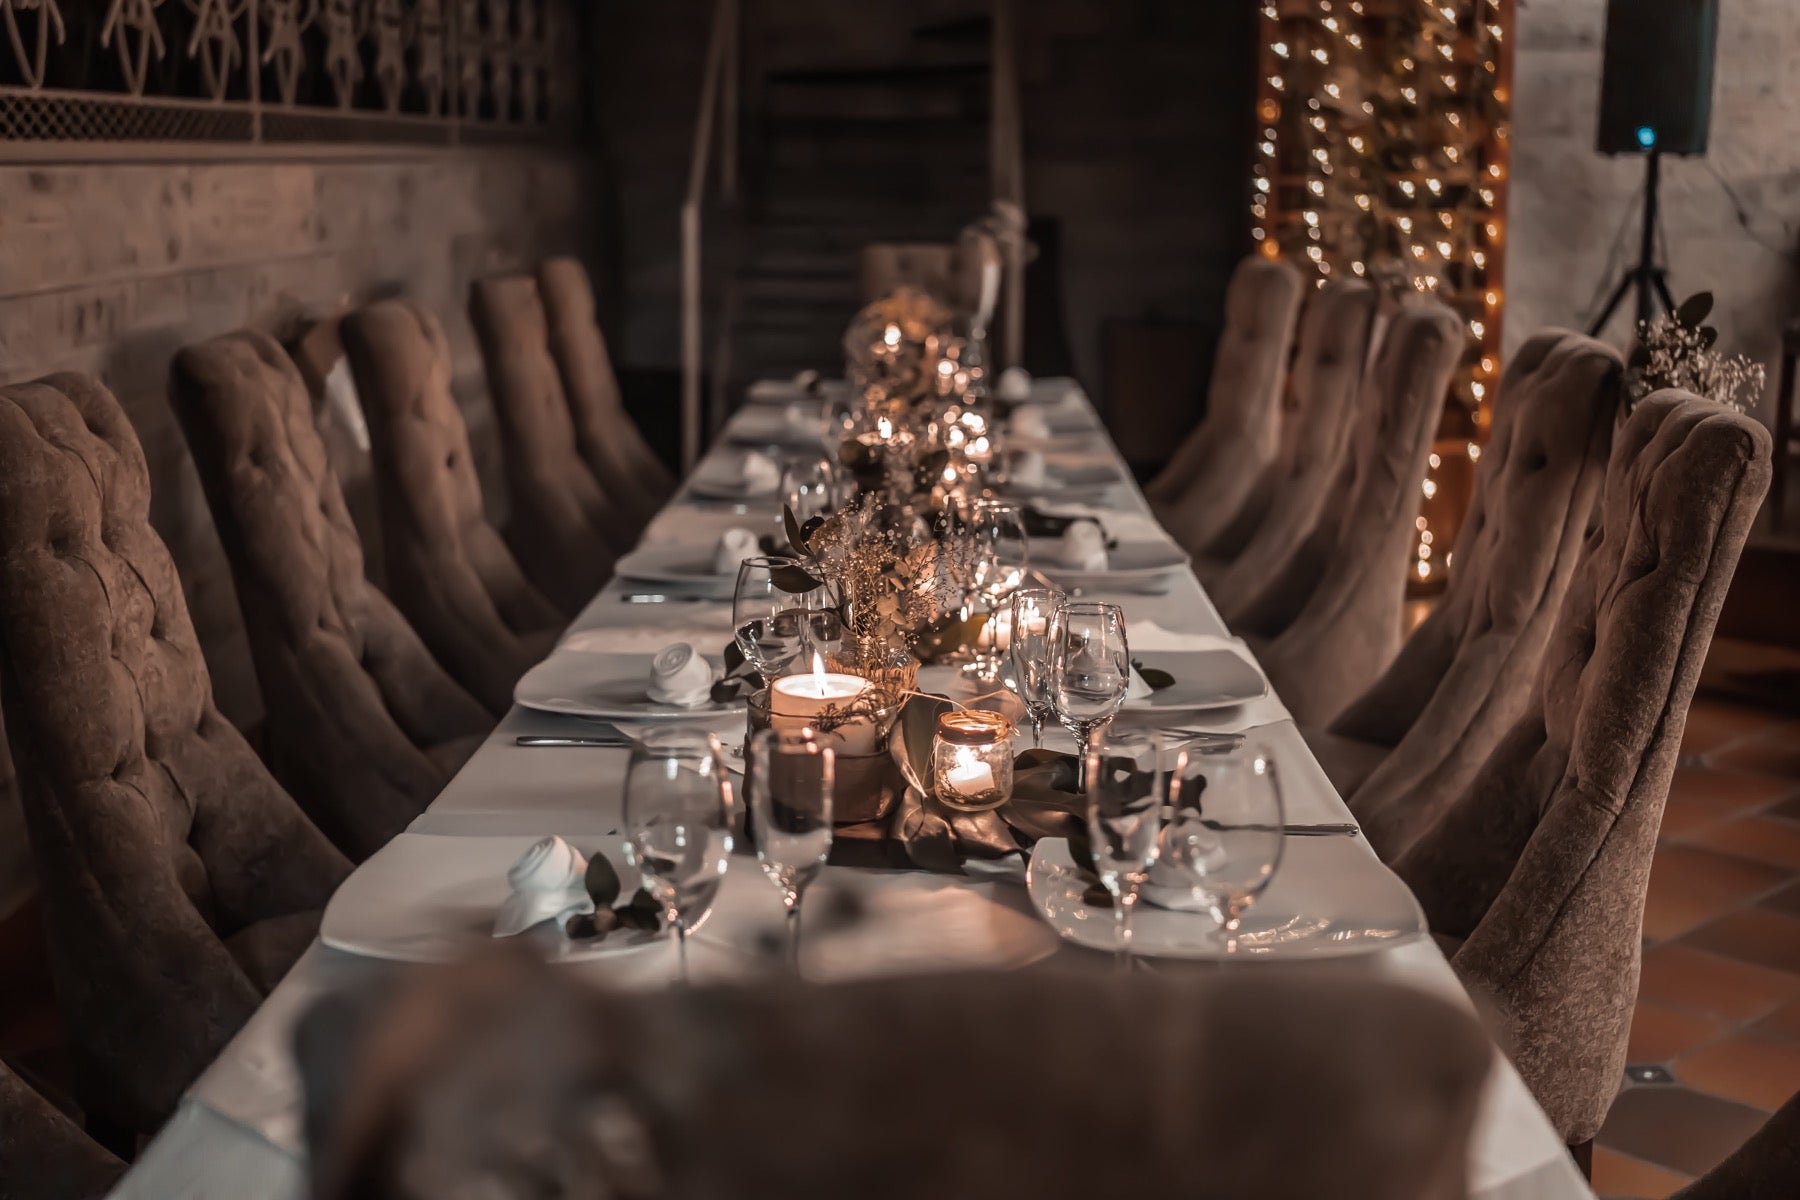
[648,642,717,708]
[1127,666,1155,701]
[1009,450,1047,489]
[997,365,1033,401]
[1058,520,1109,571]
[493,836,595,937]
[739,450,780,494]
[1008,408,1051,442]
[713,528,758,576]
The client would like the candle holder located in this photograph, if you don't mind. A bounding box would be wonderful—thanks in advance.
[932,709,1015,813]
[748,689,902,824]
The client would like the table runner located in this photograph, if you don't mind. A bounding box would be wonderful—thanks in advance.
[106,380,1594,1200]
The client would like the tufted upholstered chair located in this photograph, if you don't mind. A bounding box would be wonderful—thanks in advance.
[1241,300,1464,726]
[1394,392,1771,1146]
[1148,256,1305,554]
[0,373,352,1134]
[340,299,565,716]
[1200,278,1378,597]
[860,228,1002,326]
[1670,1088,1800,1199]
[536,257,674,536]
[0,1060,124,1200]
[469,273,624,615]
[1323,332,1621,826]
[170,331,494,860]
[302,955,1490,1200]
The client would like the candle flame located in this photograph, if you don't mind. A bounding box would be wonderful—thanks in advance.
[876,416,893,439]
[811,652,827,690]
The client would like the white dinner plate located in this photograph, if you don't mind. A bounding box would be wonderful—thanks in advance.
[1033,539,1190,590]
[1027,837,1427,961]
[1117,648,1267,711]
[745,378,850,406]
[614,543,739,587]
[726,408,830,449]
[322,834,662,964]
[515,650,746,720]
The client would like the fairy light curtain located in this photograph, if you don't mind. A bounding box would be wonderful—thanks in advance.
[1251,0,1513,590]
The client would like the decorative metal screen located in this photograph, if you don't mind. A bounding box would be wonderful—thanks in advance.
[0,0,584,149]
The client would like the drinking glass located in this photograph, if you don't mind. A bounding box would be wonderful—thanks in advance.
[1084,730,1171,969]
[747,729,834,973]
[1051,601,1130,789]
[621,729,734,982]
[1008,586,1061,747]
[1158,741,1286,953]
[734,555,820,678]
[967,499,1028,679]
[780,455,840,530]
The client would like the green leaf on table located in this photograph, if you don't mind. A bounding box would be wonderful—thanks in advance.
[1674,291,1713,328]
[565,908,622,940]
[1138,667,1175,691]
[892,693,954,797]
[770,564,825,594]
[616,889,663,932]
[584,851,622,909]
[783,504,810,557]
[1698,325,1719,350]
[723,639,746,675]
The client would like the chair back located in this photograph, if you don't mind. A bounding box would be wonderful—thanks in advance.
[0,1060,124,1200]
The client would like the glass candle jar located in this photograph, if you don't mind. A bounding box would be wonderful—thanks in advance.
[932,709,1014,813]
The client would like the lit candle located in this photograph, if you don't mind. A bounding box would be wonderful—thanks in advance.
[944,745,996,796]
[770,653,879,755]
[978,606,1013,652]
[931,709,1014,813]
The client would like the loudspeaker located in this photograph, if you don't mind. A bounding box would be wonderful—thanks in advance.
[1596,0,1718,156]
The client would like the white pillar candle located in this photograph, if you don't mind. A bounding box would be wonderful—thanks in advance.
[943,745,996,798]
[769,654,879,755]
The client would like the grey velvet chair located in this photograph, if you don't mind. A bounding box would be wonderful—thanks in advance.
[1394,392,1772,1149]
[0,1061,124,1200]
[1670,1088,1800,1199]
[1310,331,1620,817]
[170,331,494,861]
[0,373,352,1135]
[1240,299,1465,726]
[1200,277,1378,597]
[1148,256,1305,555]
[301,955,1491,1200]
[340,299,564,716]
[536,257,674,536]
[470,272,624,615]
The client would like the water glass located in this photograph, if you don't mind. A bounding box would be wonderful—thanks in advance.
[733,555,821,678]
[621,729,734,982]
[1159,741,1286,953]
[1008,587,1061,747]
[780,455,840,530]
[747,729,835,973]
[1084,730,1171,968]
[1051,601,1130,788]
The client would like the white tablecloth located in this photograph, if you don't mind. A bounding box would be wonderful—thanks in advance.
[109,382,1593,1200]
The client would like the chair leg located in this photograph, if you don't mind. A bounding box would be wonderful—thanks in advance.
[1567,1137,1594,1181]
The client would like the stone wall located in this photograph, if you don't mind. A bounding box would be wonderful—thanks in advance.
[1504,0,1800,431]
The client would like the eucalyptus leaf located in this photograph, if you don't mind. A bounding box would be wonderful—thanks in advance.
[770,564,825,594]
[895,787,961,873]
[892,694,954,797]
[1674,292,1714,328]
[616,889,663,932]
[1698,325,1719,350]
[1137,666,1175,691]
[564,908,621,940]
[783,505,810,557]
[723,639,746,675]
[584,852,622,909]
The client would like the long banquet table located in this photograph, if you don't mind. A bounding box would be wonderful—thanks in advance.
[109,380,1595,1200]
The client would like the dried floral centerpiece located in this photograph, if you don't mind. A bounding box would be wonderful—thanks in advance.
[1626,292,1766,413]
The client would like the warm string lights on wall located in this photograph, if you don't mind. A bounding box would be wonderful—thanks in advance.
[1252,0,1514,590]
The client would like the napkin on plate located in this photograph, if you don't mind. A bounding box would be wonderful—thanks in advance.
[737,450,781,494]
[1126,665,1156,701]
[996,365,1033,401]
[1009,450,1047,489]
[648,642,718,707]
[1057,520,1109,570]
[1008,408,1051,442]
[493,836,594,937]
[713,527,758,575]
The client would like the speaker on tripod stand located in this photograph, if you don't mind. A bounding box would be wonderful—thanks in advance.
[1588,0,1720,335]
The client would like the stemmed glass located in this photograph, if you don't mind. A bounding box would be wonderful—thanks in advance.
[968,499,1029,679]
[747,729,834,973]
[733,555,823,678]
[1008,587,1061,747]
[1084,730,1171,969]
[1050,601,1130,790]
[1159,741,1286,953]
[780,456,840,530]
[621,729,734,983]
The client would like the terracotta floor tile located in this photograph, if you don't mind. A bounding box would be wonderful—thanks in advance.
[1764,879,1800,917]
[1676,1034,1800,1110]
[1638,944,1800,1022]
[1628,1000,1729,1064]
[1711,727,1800,782]
[1686,815,1800,870]
[1680,699,1788,758]
[1749,998,1800,1042]
[1592,1146,1693,1199]
[1642,844,1793,941]
[1599,1085,1771,1177]
[1682,909,1800,976]
[1660,767,1799,839]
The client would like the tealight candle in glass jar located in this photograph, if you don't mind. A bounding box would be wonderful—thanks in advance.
[932,709,1014,813]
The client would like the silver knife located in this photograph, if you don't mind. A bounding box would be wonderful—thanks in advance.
[515,735,634,748]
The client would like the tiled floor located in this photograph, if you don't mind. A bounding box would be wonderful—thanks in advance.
[1594,639,1800,1198]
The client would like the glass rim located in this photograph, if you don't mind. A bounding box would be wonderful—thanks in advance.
[747,725,838,764]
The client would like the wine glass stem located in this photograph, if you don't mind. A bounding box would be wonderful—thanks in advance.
[1113,888,1136,970]
[1031,714,1042,749]
[1075,725,1094,792]
[785,900,803,974]
[674,921,690,983]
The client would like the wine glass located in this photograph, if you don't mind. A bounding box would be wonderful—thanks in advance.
[1084,730,1171,969]
[621,729,734,983]
[747,729,834,973]
[1158,741,1286,953]
[780,455,840,532]
[734,555,820,679]
[1050,601,1130,789]
[1008,586,1062,747]
[967,499,1028,680]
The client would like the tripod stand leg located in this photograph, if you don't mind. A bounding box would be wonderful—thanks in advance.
[1652,269,1677,316]
[1588,271,1637,337]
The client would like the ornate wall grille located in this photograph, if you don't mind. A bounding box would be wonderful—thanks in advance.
[0,0,585,150]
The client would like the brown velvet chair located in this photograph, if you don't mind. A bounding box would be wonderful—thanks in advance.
[170,331,494,861]
[1394,392,1771,1148]
[1200,277,1378,598]
[469,273,624,615]
[0,373,352,1135]
[536,257,674,536]
[1148,256,1305,555]
[301,955,1491,1200]
[1314,331,1621,813]
[860,228,1001,320]
[1670,1088,1800,1199]
[340,299,564,716]
[0,1061,124,1200]
[1241,300,1464,725]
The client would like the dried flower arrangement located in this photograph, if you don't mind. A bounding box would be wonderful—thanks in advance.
[843,286,958,416]
[1626,292,1766,413]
